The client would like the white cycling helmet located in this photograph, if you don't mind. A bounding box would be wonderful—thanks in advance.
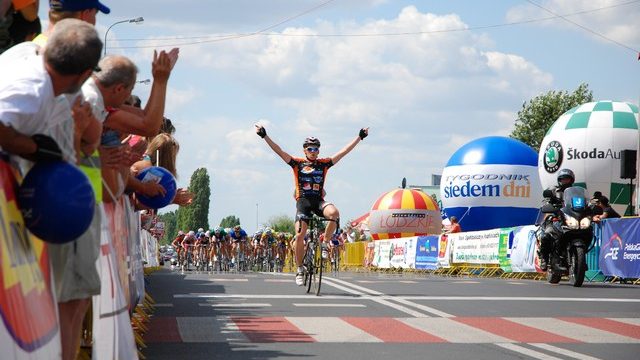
[198,227,204,233]
[205,230,211,237]
[188,230,195,236]
[178,230,184,235]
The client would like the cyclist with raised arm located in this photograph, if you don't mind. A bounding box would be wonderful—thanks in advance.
[256,124,368,286]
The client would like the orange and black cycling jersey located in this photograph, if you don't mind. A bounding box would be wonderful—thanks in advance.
[288,157,333,200]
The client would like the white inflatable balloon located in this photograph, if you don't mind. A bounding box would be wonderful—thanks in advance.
[539,100,639,214]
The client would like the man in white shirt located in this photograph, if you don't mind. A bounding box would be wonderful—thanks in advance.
[0,18,101,164]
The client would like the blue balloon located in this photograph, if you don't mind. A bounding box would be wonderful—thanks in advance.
[441,136,542,232]
[18,162,95,243]
[135,166,177,209]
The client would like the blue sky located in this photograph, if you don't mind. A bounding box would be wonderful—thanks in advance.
[39,0,639,232]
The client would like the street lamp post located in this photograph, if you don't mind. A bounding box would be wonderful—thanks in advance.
[104,17,144,55]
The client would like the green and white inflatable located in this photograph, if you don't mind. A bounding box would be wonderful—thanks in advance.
[538,100,639,215]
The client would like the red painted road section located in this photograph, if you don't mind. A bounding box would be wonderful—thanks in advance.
[342,317,446,343]
[231,317,315,343]
[453,317,580,343]
[559,317,640,339]
[145,317,182,343]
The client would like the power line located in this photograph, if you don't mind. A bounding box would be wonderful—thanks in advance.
[109,0,640,50]
[108,0,336,49]
[524,0,639,55]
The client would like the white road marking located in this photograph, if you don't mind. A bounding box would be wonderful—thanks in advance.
[401,318,512,343]
[195,278,249,282]
[263,279,293,283]
[286,317,382,342]
[611,317,640,326]
[529,343,603,360]
[495,343,564,360]
[321,278,430,317]
[292,303,366,308]
[175,293,640,303]
[507,317,639,343]
[198,303,272,308]
[325,276,454,317]
[507,282,526,285]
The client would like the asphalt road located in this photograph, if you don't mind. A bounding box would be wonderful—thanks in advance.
[143,266,640,359]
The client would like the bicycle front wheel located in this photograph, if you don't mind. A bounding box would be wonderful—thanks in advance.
[313,242,323,296]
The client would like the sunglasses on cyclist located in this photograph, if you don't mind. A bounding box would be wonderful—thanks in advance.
[305,147,319,153]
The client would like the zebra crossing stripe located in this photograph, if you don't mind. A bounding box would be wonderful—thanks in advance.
[400,317,512,343]
[558,317,640,339]
[506,317,638,343]
[145,316,640,344]
[232,317,314,343]
[286,317,382,343]
[342,317,445,343]
[453,317,579,343]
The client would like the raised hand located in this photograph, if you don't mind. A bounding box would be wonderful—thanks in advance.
[255,123,267,138]
[359,127,369,140]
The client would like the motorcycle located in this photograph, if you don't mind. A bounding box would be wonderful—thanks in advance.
[539,186,594,287]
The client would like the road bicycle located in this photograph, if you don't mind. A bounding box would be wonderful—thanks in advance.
[299,215,339,296]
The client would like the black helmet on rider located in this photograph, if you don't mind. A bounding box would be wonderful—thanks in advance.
[303,137,321,148]
[557,168,575,190]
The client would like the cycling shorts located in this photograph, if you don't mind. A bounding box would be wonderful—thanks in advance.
[295,196,331,221]
[331,239,340,246]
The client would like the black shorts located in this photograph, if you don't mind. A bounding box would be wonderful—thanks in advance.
[296,197,331,222]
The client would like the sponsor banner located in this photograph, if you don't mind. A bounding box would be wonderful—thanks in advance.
[437,234,452,268]
[372,240,391,268]
[368,209,439,237]
[600,218,640,278]
[372,238,418,269]
[0,159,60,359]
[389,237,417,269]
[440,164,540,208]
[509,226,539,273]
[415,236,439,270]
[450,229,501,264]
[92,205,138,360]
[497,227,513,272]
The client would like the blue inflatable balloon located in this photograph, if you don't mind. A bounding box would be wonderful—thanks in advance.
[440,136,542,232]
[18,161,95,243]
[135,166,177,209]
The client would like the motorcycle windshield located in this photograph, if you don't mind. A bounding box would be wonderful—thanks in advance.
[563,187,587,212]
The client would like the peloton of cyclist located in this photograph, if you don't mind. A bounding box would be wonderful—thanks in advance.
[261,228,276,263]
[195,231,211,267]
[255,124,368,285]
[229,225,248,263]
[181,230,197,266]
[252,229,263,261]
[171,230,185,264]
[210,227,229,266]
[276,232,288,269]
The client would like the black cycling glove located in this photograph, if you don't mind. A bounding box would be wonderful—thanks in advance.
[31,134,63,162]
[359,128,368,140]
[257,126,267,138]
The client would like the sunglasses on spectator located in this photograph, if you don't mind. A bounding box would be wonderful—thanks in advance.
[305,147,319,152]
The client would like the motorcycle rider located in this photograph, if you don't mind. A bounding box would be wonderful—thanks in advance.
[538,168,575,271]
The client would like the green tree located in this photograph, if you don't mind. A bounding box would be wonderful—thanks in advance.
[265,214,295,233]
[510,83,593,150]
[157,210,177,244]
[176,168,210,232]
[219,215,241,229]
